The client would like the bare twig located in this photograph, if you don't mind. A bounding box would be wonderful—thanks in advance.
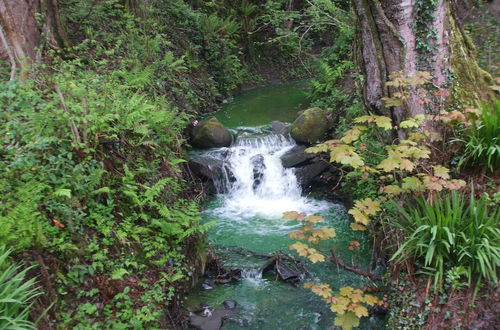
[55,85,82,145]
[330,249,381,281]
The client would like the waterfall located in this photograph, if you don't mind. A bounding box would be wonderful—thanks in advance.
[205,128,329,221]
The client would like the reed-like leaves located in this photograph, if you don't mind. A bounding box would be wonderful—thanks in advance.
[0,246,41,330]
[390,191,499,290]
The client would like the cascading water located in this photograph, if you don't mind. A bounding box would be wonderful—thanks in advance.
[186,82,385,329]
[209,130,329,220]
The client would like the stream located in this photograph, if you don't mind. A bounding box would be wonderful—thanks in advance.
[187,81,385,329]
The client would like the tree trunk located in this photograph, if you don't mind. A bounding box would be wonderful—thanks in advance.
[0,0,70,80]
[354,0,493,124]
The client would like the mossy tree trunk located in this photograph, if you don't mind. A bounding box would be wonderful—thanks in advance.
[0,0,70,80]
[353,0,493,125]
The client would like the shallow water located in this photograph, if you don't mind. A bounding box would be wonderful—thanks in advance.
[187,82,385,329]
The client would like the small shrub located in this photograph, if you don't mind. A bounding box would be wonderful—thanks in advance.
[0,246,41,329]
[458,101,500,172]
[390,191,500,290]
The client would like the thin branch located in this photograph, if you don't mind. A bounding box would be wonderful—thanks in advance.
[55,85,82,145]
[330,249,381,281]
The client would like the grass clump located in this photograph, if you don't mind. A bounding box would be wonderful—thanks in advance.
[458,101,500,172]
[0,246,41,329]
[390,191,500,291]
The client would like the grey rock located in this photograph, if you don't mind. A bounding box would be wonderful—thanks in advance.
[250,154,265,191]
[271,121,290,136]
[280,145,315,168]
[188,157,224,179]
[295,160,330,188]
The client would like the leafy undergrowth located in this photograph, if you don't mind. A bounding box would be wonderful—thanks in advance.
[388,276,500,329]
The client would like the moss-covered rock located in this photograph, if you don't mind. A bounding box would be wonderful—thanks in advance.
[290,107,329,144]
[191,117,232,148]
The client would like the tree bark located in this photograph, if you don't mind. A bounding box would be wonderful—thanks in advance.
[0,0,70,79]
[354,0,493,124]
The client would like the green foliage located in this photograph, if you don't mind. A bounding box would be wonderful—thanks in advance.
[0,57,209,326]
[390,191,500,291]
[306,72,467,231]
[457,101,500,172]
[0,246,41,329]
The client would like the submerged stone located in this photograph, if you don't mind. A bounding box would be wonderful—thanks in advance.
[290,107,329,144]
[223,300,237,310]
[190,309,236,330]
[191,117,232,148]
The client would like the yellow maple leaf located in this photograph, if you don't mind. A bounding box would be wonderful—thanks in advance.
[350,289,364,303]
[288,230,305,240]
[348,208,370,225]
[305,215,324,223]
[308,252,326,263]
[289,242,309,257]
[360,198,381,216]
[339,286,354,297]
[319,227,336,239]
[282,211,299,220]
[362,294,379,306]
[303,282,314,289]
[330,296,350,313]
[350,223,366,231]
[353,304,369,318]
[312,284,332,298]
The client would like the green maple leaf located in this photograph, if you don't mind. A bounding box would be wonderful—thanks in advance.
[400,119,419,128]
[407,146,431,159]
[305,144,328,154]
[381,185,404,196]
[330,145,365,168]
[399,158,415,172]
[377,156,401,172]
[341,126,366,143]
[334,312,360,330]
[374,116,393,130]
[433,165,450,179]
[354,115,375,124]
[402,176,425,192]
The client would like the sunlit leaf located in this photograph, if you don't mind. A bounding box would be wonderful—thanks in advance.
[362,294,380,306]
[348,208,370,225]
[350,223,366,231]
[283,211,299,220]
[308,252,326,263]
[334,312,360,330]
[433,165,450,179]
[353,304,369,318]
[402,176,425,192]
[374,116,393,130]
[305,215,324,223]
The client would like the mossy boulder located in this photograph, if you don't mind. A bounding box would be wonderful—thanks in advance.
[290,107,329,144]
[191,117,232,148]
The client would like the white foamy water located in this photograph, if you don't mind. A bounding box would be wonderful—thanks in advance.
[205,128,330,225]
